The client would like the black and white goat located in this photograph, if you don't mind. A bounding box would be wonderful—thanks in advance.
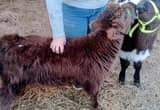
[118,0,160,87]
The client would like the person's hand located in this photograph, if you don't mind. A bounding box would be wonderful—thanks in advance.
[50,37,66,54]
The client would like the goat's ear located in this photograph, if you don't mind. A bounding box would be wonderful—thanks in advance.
[89,20,100,30]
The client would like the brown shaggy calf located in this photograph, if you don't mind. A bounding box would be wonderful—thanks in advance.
[0,3,135,110]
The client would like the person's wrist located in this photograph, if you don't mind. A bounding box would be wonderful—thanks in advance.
[50,37,66,54]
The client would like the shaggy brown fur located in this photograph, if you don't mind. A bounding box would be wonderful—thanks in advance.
[0,3,135,110]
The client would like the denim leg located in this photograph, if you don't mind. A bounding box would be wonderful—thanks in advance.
[63,4,89,38]
[63,16,88,38]
[63,4,105,38]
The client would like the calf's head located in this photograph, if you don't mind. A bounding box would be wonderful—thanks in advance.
[90,3,136,35]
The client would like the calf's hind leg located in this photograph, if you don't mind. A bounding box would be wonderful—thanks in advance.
[0,86,15,110]
[9,81,26,96]
[133,61,142,87]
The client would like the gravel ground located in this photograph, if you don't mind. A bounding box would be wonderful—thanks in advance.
[0,0,160,110]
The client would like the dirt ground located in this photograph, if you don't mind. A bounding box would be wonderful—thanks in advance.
[0,0,160,110]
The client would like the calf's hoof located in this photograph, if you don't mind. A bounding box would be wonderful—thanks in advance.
[119,80,125,85]
[118,78,125,85]
[93,101,98,109]
[134,81,141,88]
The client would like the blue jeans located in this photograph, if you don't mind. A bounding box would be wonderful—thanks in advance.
[63,4,105,38]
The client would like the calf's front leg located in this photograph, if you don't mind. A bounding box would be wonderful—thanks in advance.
[84,81,99,109]
[119,58,130,85]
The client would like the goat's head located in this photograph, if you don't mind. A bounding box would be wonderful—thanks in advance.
[137,0,160,28]
[90,2,136,35]
[137,0,160,22]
